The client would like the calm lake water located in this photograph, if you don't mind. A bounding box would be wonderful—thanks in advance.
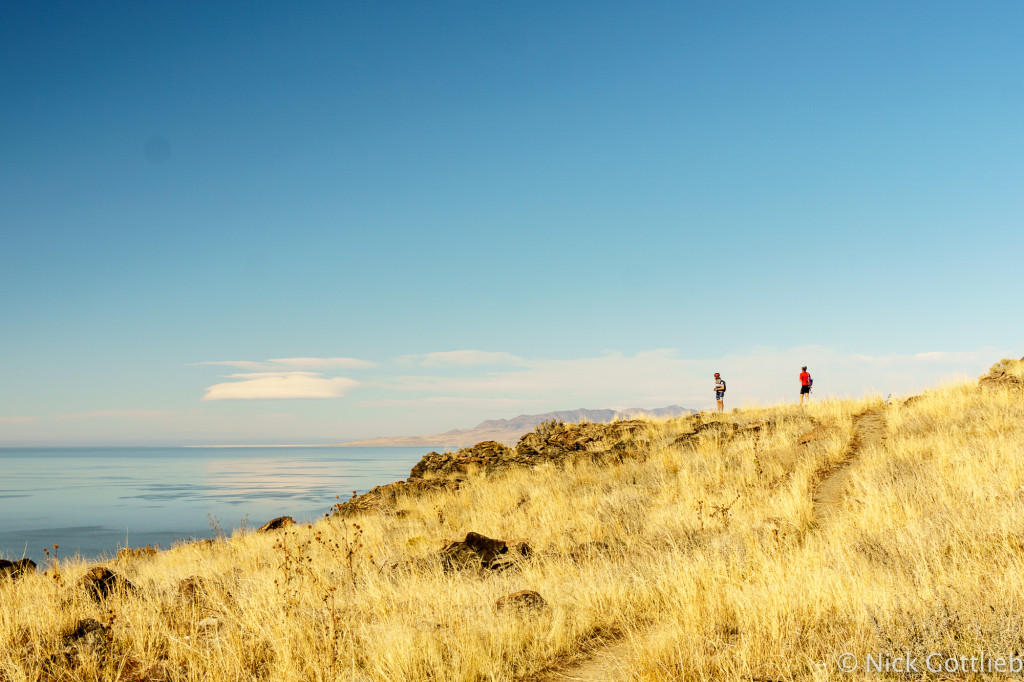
[0,446,433,564]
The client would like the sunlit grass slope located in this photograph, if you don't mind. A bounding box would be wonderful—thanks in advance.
[2,367,1022,681]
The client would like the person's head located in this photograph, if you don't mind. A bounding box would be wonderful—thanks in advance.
[802,366,807,371]
[714,373,720,378]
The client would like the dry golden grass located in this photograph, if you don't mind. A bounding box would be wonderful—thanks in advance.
[1,380,1022,681]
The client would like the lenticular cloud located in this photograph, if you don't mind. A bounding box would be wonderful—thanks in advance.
[202,372,359,401]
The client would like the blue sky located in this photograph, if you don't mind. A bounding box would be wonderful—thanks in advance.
[2,1,1021,445]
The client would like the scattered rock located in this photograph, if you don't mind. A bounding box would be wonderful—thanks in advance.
[440,532,529,572]
[78,566,135,601]
[979,358,1024,391]
[495,590,547,612]
[257,516,294,532]
[0,558,36,581]
[63,618,106,645]
[61,618,109,659]
[177,576,209,607]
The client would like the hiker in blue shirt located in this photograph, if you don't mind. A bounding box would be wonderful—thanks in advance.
[714,373,726,412]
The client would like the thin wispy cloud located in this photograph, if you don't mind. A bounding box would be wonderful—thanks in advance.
[192,357,375,371]
[202,372,359,401]
[59,410,178,420]
[378,346,1005,411]
[0,416,36,424]
[399,350,529,368]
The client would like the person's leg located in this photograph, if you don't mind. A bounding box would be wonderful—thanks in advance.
[717,399,724,412]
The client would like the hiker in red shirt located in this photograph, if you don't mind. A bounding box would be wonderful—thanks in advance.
[799,366,812,406]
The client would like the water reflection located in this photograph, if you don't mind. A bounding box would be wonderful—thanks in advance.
[0,446,428,563]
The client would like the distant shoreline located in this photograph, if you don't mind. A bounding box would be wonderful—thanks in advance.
[180,443,437,449]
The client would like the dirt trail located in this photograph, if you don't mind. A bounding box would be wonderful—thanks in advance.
[539,408,890,681]
[537,639,633,681]
[812,408,887,521]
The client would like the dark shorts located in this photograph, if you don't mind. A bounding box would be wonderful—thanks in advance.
[800,385,811,394]
[716,391,725,400]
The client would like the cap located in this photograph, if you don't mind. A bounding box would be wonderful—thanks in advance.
[714,373,720,377]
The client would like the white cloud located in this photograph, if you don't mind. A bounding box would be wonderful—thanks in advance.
[59,410,177,420]
[399,350,529,368]
[267,357,377,369]
[0,416,36,424]
[192,357,375,371]
[202,372,359,401]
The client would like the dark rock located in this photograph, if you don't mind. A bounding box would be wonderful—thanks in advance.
[440,541,484,571]
[257,516,295,532]
[78,566,135,601]
[0,558,36,581]
[495,590,547,612]
[61,617,109,660]
[441,532,527,572]
[63,618,106,645]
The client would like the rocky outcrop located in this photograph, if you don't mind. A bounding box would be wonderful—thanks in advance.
[257,516,295,532]
[0,558,36,581]
[334,419,653,517]
[78,567,136,601]
[515,419,648,464]
[979,358,1024,390]
[333,478,460,517]
[410,441,516,479]
[672,419,739,446]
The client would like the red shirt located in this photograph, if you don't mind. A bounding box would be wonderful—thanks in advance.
[800,371,811,386]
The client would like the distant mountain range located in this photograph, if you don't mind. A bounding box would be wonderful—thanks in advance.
[341,405,697,448]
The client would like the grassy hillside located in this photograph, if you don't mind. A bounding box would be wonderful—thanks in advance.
[2,362,1023,681]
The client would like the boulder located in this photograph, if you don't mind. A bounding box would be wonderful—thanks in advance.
[257,516,295,532]
[495,589,547,612]
[0,558,36,581]
[62,618,108,654]
[78,567,135,601]
[336,419,652,517]
[440,532,530,572]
